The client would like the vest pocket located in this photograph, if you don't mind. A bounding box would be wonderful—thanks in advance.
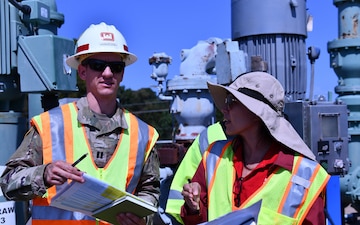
[258,207,297,225]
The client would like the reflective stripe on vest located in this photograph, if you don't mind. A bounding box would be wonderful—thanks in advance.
[203,140,234,220]
[30,102,158,223]
[165,122,227,224]
[31,198,103,224]
[204,140,330,224]
[198,122,222,154]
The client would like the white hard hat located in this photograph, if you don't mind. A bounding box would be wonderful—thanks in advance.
[66,22,137,69]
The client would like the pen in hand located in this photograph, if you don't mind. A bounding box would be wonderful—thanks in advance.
[72,153,88,167]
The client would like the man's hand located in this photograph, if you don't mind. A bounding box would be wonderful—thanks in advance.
[182,181,201,212]
[44,160,84,187]
[116,213,146,225]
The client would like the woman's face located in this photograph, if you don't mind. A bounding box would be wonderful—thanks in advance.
[221,94,261,136]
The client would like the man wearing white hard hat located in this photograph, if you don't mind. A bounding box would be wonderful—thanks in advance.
[0,22,160,225]
[181,71,330,225]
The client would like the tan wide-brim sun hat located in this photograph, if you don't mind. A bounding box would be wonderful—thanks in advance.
[207,71,316,161]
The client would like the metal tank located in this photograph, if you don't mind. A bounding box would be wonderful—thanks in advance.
[327,0,360,219]
[150,38,223,142]
[231,0,308,101]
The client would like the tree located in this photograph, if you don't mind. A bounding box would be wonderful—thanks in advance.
[118,86,173,140]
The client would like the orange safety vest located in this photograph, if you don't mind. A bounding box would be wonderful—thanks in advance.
[30,102,159,225]
[204,140,330,224]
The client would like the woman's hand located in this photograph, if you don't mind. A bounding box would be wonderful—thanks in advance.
[182,181,201,212]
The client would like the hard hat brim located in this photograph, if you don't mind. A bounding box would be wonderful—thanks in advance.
[66,51,137,69]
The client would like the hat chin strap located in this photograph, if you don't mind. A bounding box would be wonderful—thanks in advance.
[238,88,279,113]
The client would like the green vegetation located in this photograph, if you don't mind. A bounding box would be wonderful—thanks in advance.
[118,86,174,140]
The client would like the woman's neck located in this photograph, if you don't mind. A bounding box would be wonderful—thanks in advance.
[245,140,270,161]
[240,128,273,164]
[240,134,272,177]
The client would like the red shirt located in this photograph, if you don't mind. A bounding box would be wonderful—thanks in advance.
[180,140,326,225]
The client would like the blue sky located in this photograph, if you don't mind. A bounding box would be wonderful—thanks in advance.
[56,1,338,100]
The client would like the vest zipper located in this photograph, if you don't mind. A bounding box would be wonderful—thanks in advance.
[99,168,104,179]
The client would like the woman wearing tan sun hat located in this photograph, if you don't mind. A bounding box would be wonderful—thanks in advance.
[180,71,330,225]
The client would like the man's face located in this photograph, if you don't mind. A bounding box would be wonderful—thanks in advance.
[78,53,125,100]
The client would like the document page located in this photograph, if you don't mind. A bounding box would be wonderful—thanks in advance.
[50,173,126,215]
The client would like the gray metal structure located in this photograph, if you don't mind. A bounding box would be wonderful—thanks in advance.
[1,0,360,224]
[0,0,77,224]
[229,0,350,176]
[155,0,352,224]
[0,0,77,157]
[150,38,229,141]
[285,101,350,175]
[232,0,308,101]
[328,0,360,216]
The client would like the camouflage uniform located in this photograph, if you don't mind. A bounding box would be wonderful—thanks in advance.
[0,97,160,224]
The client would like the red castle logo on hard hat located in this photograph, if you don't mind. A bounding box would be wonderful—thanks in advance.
[100,32,114,41]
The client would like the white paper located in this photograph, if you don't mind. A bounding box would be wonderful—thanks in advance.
[0,166,16,224]
[50,173,127,215]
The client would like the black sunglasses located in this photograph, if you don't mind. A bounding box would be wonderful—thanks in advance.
[81,59,125,73]
[225,94,238,109]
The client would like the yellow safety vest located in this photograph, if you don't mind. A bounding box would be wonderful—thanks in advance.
[204,140,330,225]
[165,122,227,224]
[30,102,158,225]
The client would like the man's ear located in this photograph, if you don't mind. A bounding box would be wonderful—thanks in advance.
[78,65,86,81]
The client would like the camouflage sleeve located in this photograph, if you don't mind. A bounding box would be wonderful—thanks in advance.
[135,147,161,225]
[0,126,48,201]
